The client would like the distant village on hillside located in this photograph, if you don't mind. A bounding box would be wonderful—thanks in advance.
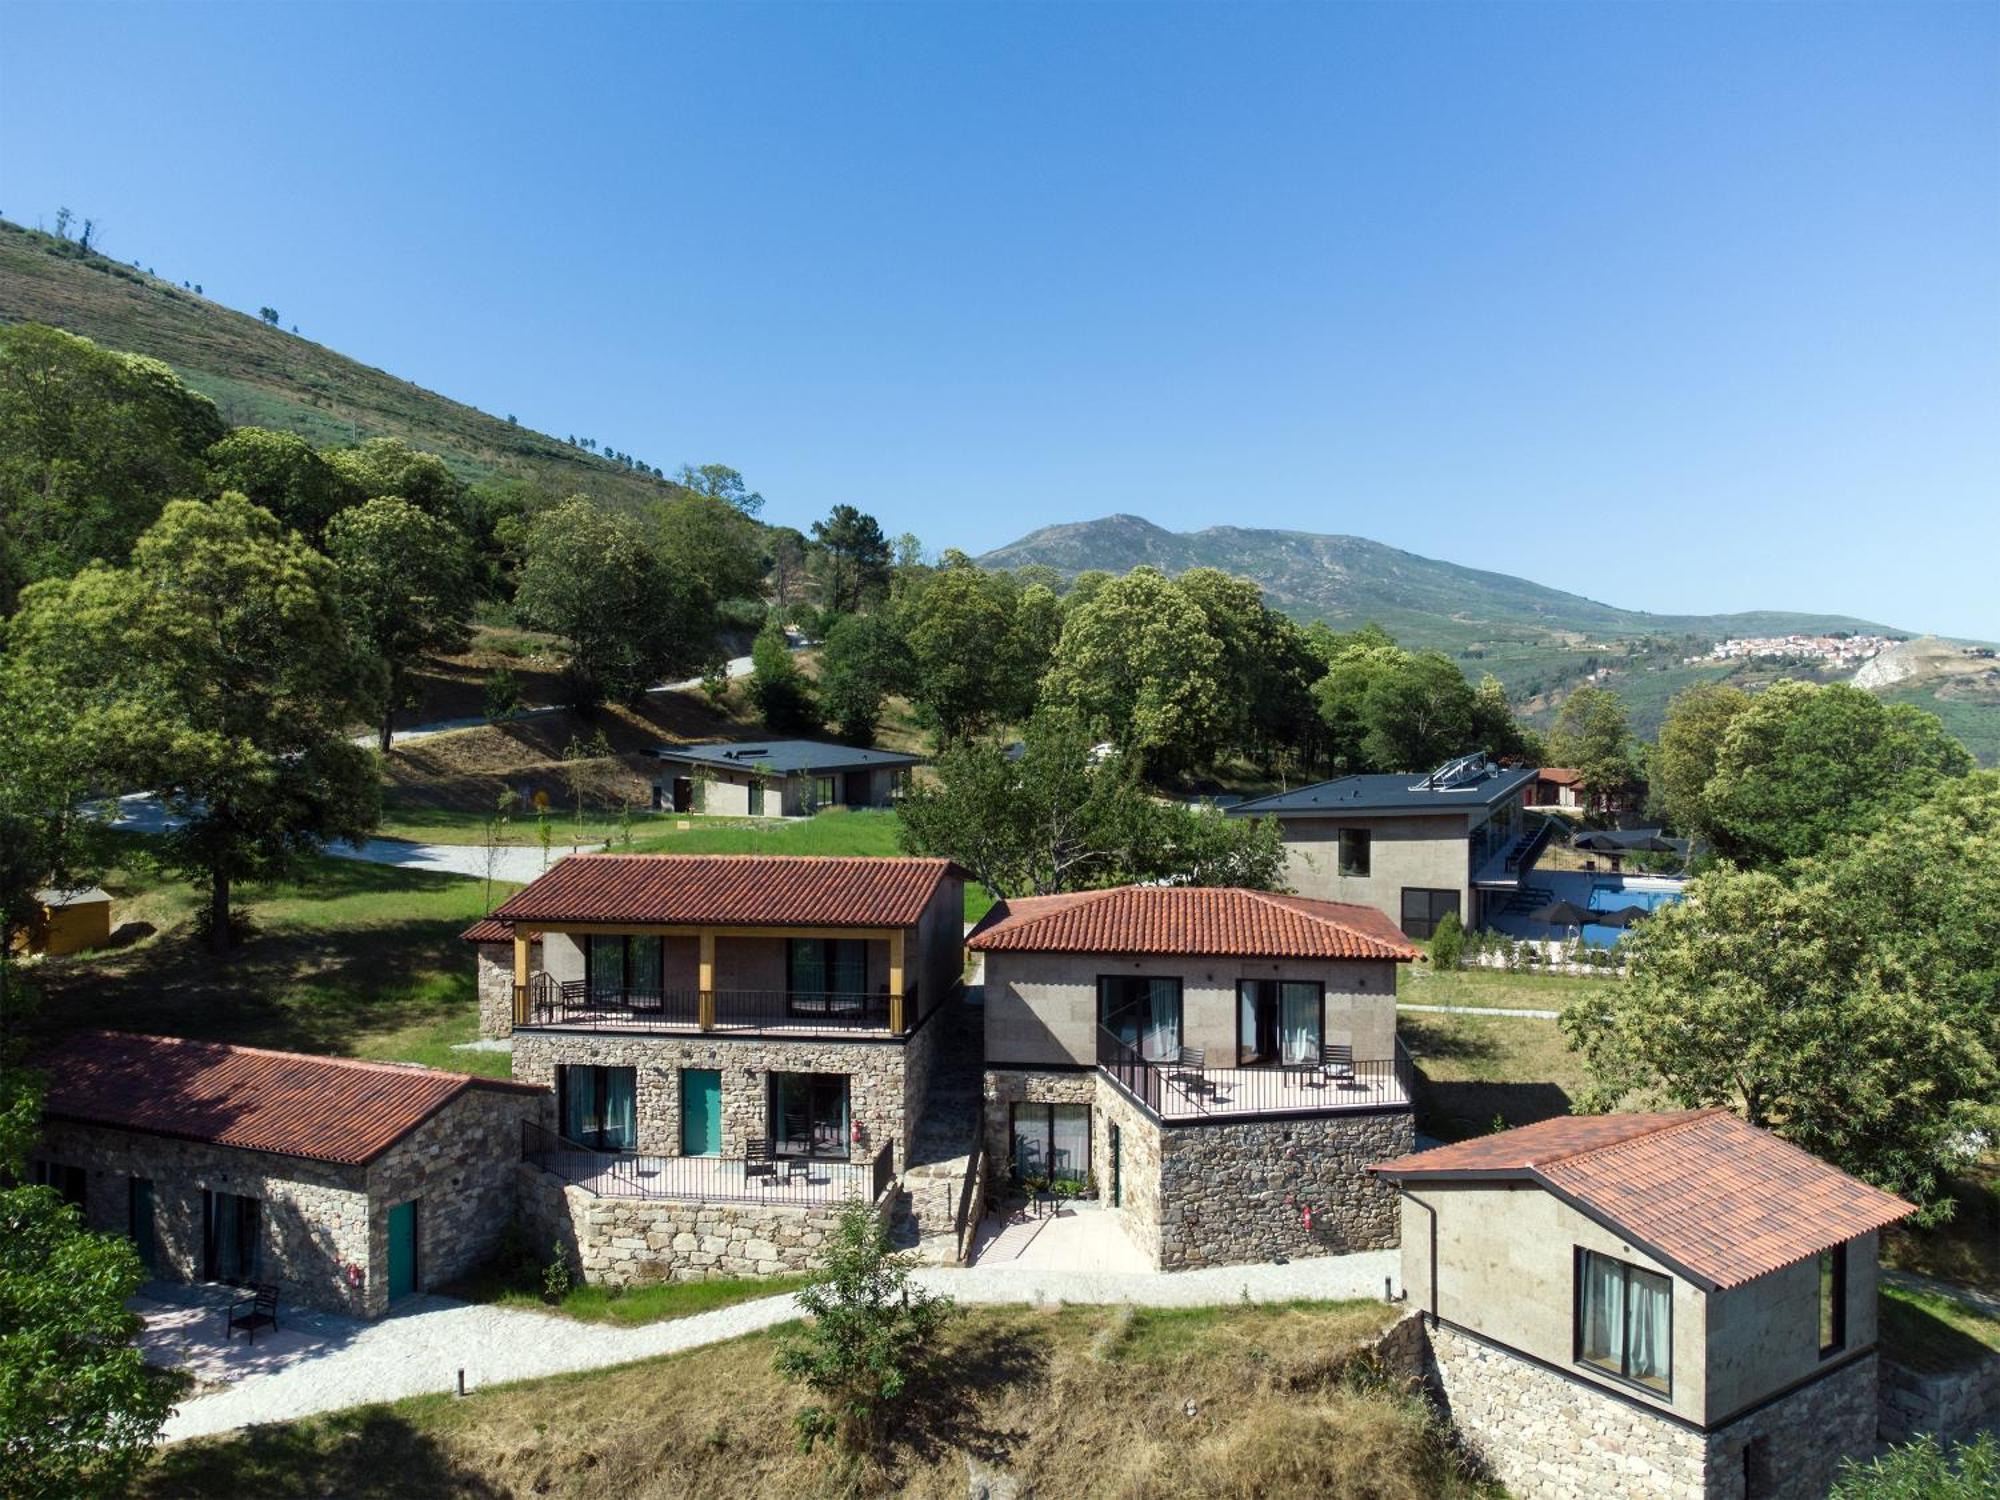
[1685,633,1904,668]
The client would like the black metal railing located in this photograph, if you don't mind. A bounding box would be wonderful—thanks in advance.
[516,973,907,1033]
[1096,1027,1414,1123]
[523,1120,894,1207]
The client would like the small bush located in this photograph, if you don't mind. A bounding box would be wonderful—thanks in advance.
[1830,1432,1998,1498]
[541,1240,575,1304]
[484,667,522,721]
[1427,911,1464,970]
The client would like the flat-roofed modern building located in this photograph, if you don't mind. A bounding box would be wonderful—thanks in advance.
[1227,755,1545,937]
[652,740,922,816]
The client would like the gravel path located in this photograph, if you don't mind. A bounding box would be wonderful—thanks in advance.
[156,1250,1401,1443]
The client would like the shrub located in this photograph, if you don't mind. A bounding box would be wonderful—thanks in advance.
[483,666,521,721]
[541,1240,575,1304]
[1427,911,1464,970]
[774,1200,952,1454]
[1830,1432,1998,1498]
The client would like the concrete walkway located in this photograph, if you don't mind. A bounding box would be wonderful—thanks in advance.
[150,1250,1402,1442]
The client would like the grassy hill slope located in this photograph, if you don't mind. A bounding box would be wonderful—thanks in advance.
[0,219,671,507]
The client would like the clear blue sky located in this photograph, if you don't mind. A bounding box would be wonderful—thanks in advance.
[4,2,1995,636]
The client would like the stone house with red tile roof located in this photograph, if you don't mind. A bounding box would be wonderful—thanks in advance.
[465,854,969,1280]
[1371,1110,1916,1500]
[966,886,1422,1271]
[32,1032,543,1317]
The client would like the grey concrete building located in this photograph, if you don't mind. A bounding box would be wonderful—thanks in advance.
[1226,754,1544,936]
[470,853,968,1280]
[968,885,1421,1270]
[651,740,921,817]
[1372,1110,1916,1500]
[32,1031,543,1317]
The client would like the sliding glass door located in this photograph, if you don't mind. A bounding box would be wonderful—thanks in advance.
[1098,975,1182,1062]
[203,1191,260,1283]
[586,935,666,1007]
[559,1064,637,1151]
[1237,980,1323,1066]
[788,938,868,1014]
[1011,1103,1091,1187]
[771,1072,851,1158]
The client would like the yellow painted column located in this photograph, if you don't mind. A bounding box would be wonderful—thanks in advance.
[512,930,532,1026]
[698,930,716,1030]
[888,928,906,1033]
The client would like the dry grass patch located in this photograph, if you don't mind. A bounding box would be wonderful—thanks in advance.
[1400,1010,1594,1142]
[143,1302,1493,1500]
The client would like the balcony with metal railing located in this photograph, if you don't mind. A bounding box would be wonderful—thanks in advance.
[1096,1026,1414,1123]
[514,971,914,1037]
[523,1120,895,1206]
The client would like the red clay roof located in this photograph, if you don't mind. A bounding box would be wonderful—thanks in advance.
[1538,767,1583,784]
[965,886,1421,962]
[1372,1109,1915,1290]
[490,854,961,928]
[460,918,538,945]
[37,1031,542,1167]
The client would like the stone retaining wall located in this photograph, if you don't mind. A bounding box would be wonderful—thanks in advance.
[1879,1353,2000,1447]
[475,942,529,1038]
[1425,1321,1879,1500]
[1154,1105,1411,1271]
[518,1161,889,1283]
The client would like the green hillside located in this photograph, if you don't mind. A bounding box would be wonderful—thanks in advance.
[0,219,671,509]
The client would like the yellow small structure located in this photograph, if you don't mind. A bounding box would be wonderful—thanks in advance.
[17,887,113,957]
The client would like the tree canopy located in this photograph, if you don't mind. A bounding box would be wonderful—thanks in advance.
[1562,771,2000,1219]
[1650,681,1751,836]
[810,504,894,614]
[816,611,909,745]
[204,427,357,542]
[1543,683,1638,807]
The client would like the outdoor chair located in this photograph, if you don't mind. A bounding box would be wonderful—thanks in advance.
[1168,1045,1209,1096]
[224,1283,280,1345]
[1321,1044,1357,1088]
[746,1137,779,1186]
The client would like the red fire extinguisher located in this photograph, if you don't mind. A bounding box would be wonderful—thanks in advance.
[1302,1204,1316,1234]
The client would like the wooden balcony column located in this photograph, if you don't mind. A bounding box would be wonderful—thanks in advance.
[698,930,716,1030]
[888,928,906,1034]
[512,927,537,1026]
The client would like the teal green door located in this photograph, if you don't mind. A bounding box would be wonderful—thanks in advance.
[386,1200,417,1300]
[682,1069,723,1156]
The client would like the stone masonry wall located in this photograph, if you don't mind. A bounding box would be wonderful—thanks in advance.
[363,1084,543,1315]
[982,1067,1096,1180]
[517,1161,888,1284]
[38,1120,376,1318]
[1154,1106,1412,1271]
[1091,1078,1164,1266]
[476,941,537,1038]
[1425,1321,1879,1500]
[513,1031,913,1165]
[1879,1353,2000,1448]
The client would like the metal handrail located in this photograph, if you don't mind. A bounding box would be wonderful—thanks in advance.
[518,976,910,1033]
[522,1119,884,1206]
[1096,1025,1413,1123]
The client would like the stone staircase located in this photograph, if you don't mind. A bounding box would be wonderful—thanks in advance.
[891,985,986,1262]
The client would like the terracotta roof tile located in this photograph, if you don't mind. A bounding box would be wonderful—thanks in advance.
[965,886,1421,962]
[1373,1110,1914,1289]
[491,854,960,928]
[37,1031,542,1167]
[460,918,537,945]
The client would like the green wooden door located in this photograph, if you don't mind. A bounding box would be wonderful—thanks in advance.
[682,1069,722,1156]
[386,1200,417,1300]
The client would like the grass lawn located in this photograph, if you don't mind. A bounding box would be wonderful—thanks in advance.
[1399,1010,1594,1142]
[447,1262,814,1326]
[1399,964,1617,1013]
[1879,1284,2000,1375]
[139,1299,1493,1500]
[1885,1160,2000,1297]
[27,839,512,1078]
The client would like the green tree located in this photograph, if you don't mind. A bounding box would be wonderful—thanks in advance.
[809,504,893,614]
[900,560,1024,742]
[1470,673,1535,763]
[897,711,1286,898]
[1174,568,1322,773]
[1311,639,1405,774]
[773,1200,952,1454]
[325,436,463,522]
[767,526,809,618]
[674,462,764,516]
[1041,567,1227,778]
[1830,1433,1998,1499]
[1544,683,1638,810]
[514,497,711,707]
[1360,650,1480,773]
[325,497,477,751]
[204,427,358,542]
[652,489,765,605]
[0,657,103,1009]
[0,323,226,613]
[1700,682,1971,867]
[7,496,382,952]
[0,1037,180,1497]
[817,611,910,745]
[749,617,821,733]
[1561,772,2000,1219]
[1650,682,1751,838]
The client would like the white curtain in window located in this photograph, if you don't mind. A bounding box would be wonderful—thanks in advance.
[1627,1268,1670,1387]
[603,1069,637,1152]
[1050,1105,1089,1186]
[1279,983,1320,1065]
[1581,1251,1626,1369]
[1142,978,1180,1061]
